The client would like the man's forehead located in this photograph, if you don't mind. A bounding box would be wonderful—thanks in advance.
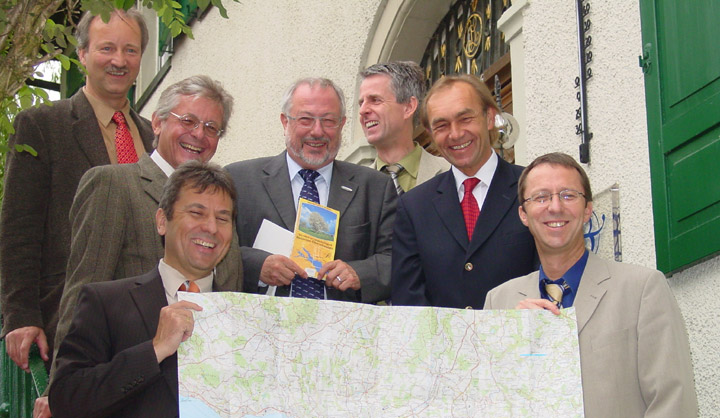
[89,12,141,35]
[526,163,583,189]
[292,84,340,107]
[177,185,230,205]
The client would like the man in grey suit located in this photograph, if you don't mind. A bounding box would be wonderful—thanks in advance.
[0,8,152,373]
[226,77,396,302]
[484,152,697,417]
[50,161,237,417]
[358,61,449,192]
[52,75,242,382]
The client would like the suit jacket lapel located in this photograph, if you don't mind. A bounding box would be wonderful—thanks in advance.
[138,153,168,204]
[468,158,518,254]
[262,153,297,230]
[129,109,155,151]
[71,90,111,167]
[128,269,177,396]
[573,252,609,334]
[327,162,357,218]
[432,171,469,249]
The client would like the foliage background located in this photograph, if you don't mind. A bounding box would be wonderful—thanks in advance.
[0,0,233,204]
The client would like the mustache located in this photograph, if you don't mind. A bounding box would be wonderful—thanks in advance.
[301,136,330,144]
[105,65,128,73]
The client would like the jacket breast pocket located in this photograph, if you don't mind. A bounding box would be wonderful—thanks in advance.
[338,222,370,258]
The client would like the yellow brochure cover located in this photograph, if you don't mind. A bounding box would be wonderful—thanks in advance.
[290,198,340,279]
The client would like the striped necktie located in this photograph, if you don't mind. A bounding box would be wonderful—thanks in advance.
[382,163,405,195]
[543,279,570,308]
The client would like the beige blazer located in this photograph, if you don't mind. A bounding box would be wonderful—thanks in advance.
[484,252,697,418]
[415,146,450,186]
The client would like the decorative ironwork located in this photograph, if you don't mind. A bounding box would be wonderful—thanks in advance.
[420,0,513,162]
[421,0,510,87]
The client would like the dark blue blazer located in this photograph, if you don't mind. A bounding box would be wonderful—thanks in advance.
[391,157,538,309]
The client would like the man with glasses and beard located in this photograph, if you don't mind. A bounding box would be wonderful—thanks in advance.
[226,77,396,303]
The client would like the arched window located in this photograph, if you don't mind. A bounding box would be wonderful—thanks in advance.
[419,0,515,162]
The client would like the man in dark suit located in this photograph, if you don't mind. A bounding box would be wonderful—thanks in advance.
[391,74,537,309]
[226,77,396,303]
[0,8,153,373]
[52,75,243,381]
[484,153,697,417]
[49,160,237,417]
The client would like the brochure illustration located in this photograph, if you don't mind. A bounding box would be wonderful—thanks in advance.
[291,199,339,279]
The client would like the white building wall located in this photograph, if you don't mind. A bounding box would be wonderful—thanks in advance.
[140,0,384,167]
[138,0,718,414]
[520,2,718,415]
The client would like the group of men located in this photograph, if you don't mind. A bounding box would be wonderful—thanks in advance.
[0,7,697,418]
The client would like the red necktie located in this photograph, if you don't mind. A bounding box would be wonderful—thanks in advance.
[461,177,481,240]
[112,111,139,164]
[179,280,200,293]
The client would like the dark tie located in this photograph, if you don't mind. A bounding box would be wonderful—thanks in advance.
[381,163,404,195]
[111,111,139,164]
[461,177,480,240]
[292,169,325,299]
[543,279,570,308]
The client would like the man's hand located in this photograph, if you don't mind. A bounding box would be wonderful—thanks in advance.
[5,326,49,371]
[32,396,51,418]
[318,260,361,291]
[152,301,202,363]
[259,254,306,286]
[515,298,561,315]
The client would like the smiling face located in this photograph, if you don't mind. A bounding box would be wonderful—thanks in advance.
[156,185,233,280]
[78,13,142,108]
[519,163,592,260]
[358,74,415,147]
[152,95,224,168]
[425,82,496,176]
[281,83,346,170]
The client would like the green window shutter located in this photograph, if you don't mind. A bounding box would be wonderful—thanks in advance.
[640,0,720,273]
[158,0,199,55]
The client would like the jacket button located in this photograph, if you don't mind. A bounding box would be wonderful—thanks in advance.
[464,262,473,271]
[465,306,473,309]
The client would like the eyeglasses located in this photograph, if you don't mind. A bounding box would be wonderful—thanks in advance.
[523,189,586,205]
[285,114,342,129]
[169,112,224,138]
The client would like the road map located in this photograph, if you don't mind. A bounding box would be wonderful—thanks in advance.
[178,292,584,417]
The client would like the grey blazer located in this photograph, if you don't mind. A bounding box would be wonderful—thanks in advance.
[0,90,153,357]
[52,154,244,372]
[225,152,397,303]
[484,252,698,418]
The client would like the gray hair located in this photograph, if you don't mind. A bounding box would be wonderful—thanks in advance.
[281,77,346,118]
[159,160,238,222]
[76,8,149,54]
[153,75,234,146]
[361,61,425,125]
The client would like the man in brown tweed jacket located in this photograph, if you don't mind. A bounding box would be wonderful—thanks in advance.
[0,8,153,374]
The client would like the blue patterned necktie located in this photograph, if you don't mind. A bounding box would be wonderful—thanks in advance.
[298,169,320,203]
[543,278,570,308]
[291,169,325,299]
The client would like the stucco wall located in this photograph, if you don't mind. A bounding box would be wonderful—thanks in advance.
[139,0,718,414]
[520,2,718,415]
[140,0,384,167]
